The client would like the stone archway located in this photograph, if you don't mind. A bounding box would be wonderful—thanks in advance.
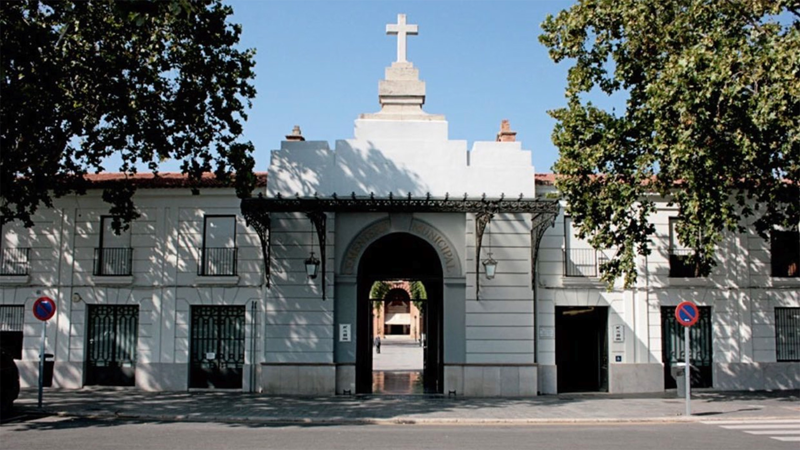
[356,232,444,394]
[340,217,462,278]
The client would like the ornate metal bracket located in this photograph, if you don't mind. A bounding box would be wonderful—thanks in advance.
[241,198,272,287]
[306,211,327,300]
[474,210,496,298]
[530,205,560,289]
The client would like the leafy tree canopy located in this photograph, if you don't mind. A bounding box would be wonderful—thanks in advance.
[370,280,427,313]
[1,0,256,230]
[540,0,800,286]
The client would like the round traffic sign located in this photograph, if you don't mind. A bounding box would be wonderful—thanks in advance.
[33,296,56,321]
[675,301,699,327]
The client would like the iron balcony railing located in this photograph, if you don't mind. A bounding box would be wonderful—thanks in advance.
[0,247,30,276]
[669,249,698,278]
[198,247,238,276]
[563,248,607,278]
[93,247,133,276]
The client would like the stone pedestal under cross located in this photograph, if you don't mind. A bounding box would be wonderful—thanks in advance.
[386,14,418,63]
[360,13,442,121]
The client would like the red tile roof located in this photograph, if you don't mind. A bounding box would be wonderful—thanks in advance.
[83,172,268,189]
[534,173,556,186]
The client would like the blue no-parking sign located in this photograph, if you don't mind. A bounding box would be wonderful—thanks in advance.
[675,301,699,327]
[33,296,56,321]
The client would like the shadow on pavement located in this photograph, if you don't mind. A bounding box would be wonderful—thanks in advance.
[5,388,798,430]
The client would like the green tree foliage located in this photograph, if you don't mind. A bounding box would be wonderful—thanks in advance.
[1,0,256,229]
[540,0,800,286]
[369,280,428,313]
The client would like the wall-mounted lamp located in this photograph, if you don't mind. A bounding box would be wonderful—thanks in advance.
[483,219,498,280]
[482,253,498,280]
[71,292,83,303]
[305,252,320,279]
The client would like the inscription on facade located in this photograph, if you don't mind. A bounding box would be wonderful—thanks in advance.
[342,220,392,274]
[409,220,457,274]
[341,218,459,276]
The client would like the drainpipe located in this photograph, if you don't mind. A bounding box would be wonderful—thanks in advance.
[250,299,258,392]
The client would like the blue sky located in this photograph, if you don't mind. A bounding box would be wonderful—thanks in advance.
[225,0,593,175]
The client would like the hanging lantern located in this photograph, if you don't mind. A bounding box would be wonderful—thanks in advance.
[482,252,498,280]
[305,252,320,279]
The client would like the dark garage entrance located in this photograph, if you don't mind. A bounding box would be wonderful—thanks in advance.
[556,306,608,393]
[357,232,443,394]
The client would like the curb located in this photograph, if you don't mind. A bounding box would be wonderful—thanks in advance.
[41,410,796,426]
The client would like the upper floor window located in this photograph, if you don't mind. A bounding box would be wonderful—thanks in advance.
[775,308,800,362]
[0,221,30,276]
[199,215,237,276]
[669,217,700,278]
[94,216,133,276]
[563,216,604,277]
[771,229,799,278]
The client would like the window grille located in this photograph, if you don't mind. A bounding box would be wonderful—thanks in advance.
[776,308,800,362]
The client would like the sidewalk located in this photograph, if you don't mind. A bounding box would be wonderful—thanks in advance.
[11,388,800,425]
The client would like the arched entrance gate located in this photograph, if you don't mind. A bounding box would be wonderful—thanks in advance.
[240,195,559,395]
[357,233,443,393]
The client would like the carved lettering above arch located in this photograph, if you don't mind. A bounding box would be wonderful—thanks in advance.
[340,217,462,277]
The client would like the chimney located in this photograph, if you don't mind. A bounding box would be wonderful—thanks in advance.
[496,119,517,142]
[286,125,305,142]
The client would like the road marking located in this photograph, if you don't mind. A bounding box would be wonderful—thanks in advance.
[703,420,800,443]
[746,430,800,435]
[701,420,800,425]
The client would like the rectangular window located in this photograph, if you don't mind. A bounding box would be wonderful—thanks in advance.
[200,215,237,276]
[669,217,697,278]
[771,230,800,277]
[0,221,30,276]
[775,308,800,362]
[563,216,600,277]
[94,216,133,276]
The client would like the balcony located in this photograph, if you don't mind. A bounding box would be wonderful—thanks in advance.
[198,247,238,276]
[93,247,133,276]
[0,248,30,276]
[669,249,698,278]
[564,248,606,278]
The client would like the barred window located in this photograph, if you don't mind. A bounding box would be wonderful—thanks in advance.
[0,305,24,331]
[775,308,800,362]
[0,305,24,358]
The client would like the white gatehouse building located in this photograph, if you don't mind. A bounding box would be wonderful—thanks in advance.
[1,15,799,396]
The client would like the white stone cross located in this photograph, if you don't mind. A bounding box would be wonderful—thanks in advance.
[386,14,418,63]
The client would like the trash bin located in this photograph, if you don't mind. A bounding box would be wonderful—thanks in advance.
[671,363,687,398]
[42,353,54,387]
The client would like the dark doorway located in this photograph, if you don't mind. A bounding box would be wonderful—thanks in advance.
[661,306,713,389]
[85,305,138,386]
[356,233,443,394]
[556,306,608,393]
[189,305,245,389]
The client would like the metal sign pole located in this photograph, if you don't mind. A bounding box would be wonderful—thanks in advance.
[685,324,691,416]
[38,320,46,409]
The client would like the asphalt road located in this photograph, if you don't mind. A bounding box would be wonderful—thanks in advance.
[2,416,799,450]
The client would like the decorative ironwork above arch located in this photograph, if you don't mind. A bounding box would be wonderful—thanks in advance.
[240,193,560,299]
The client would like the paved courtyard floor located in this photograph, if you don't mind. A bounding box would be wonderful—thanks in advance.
[372,334,424,395]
